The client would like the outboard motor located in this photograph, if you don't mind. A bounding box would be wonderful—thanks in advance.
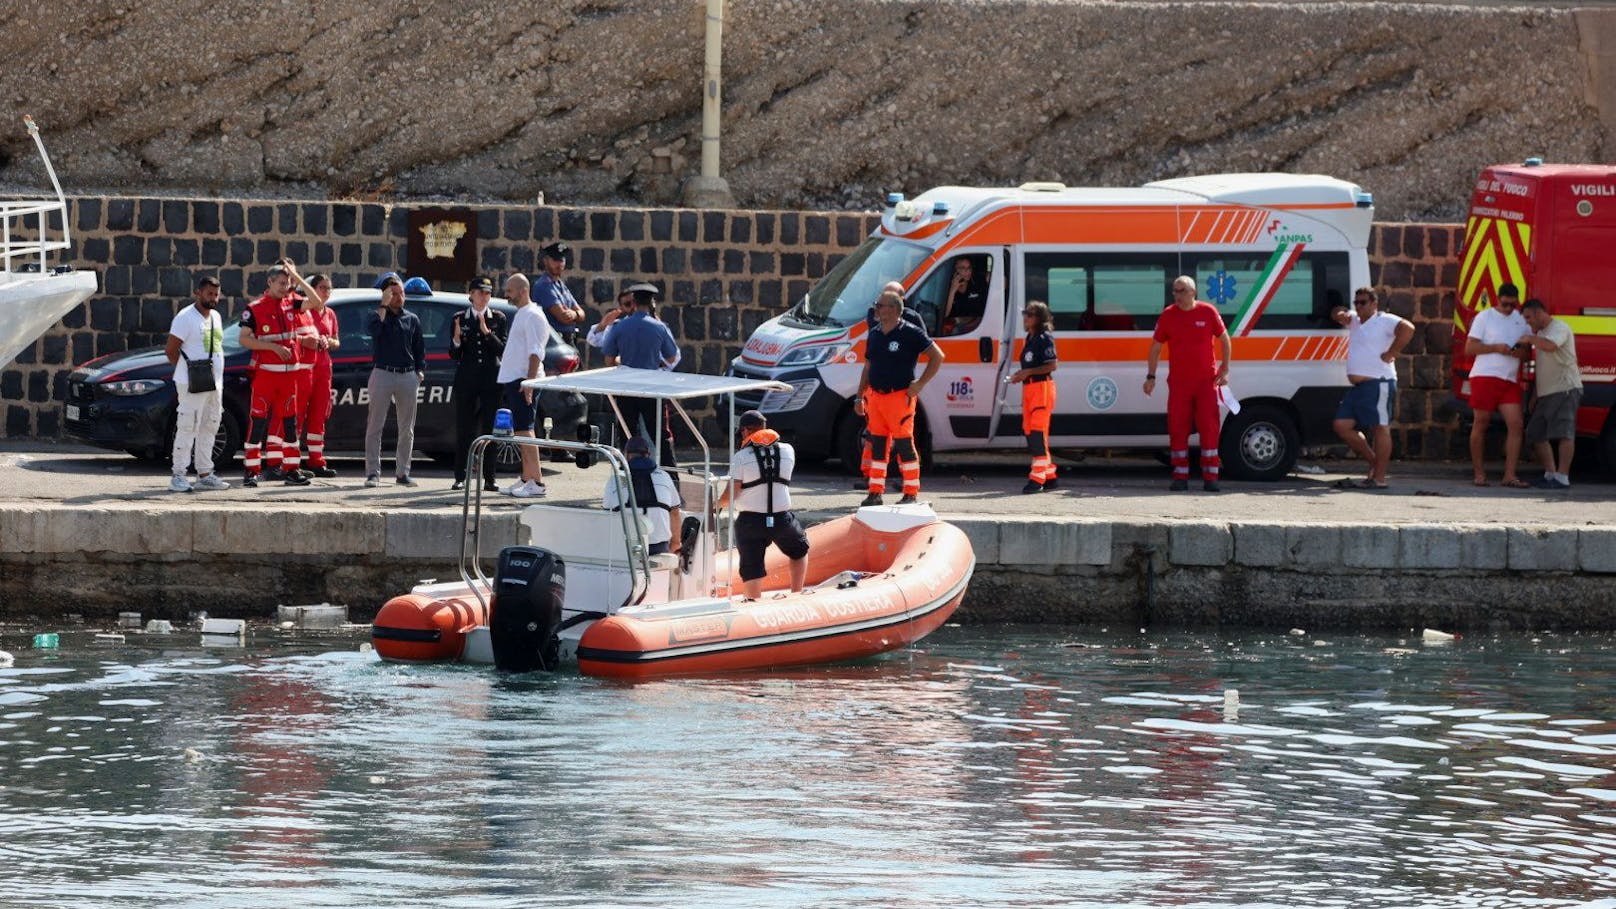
[489,546,566,672]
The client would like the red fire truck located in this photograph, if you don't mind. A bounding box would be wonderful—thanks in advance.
[1452,160,1616,470]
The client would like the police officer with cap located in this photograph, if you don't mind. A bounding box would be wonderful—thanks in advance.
[450,275,509,491]
[603,281,681,467]
[536,242,586,343]
[722,410,810,600]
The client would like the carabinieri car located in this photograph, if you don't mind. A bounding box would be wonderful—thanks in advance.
[64,285,589,468]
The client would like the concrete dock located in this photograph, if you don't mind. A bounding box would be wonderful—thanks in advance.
[1,441,1613,630]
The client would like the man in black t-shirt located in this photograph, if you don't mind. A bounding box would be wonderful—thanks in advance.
[855,290,944,506]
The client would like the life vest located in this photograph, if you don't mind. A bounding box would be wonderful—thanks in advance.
[739,429,791,514]
[610,462,671,513]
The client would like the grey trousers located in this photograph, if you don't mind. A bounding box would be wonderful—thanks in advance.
[365,368,420,478]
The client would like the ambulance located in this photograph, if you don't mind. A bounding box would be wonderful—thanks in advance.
[1451,160,1616,471]
[729,174,1373,480]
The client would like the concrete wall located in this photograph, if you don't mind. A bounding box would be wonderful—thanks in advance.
[2,196,1470,456]
[6,504,1615,630]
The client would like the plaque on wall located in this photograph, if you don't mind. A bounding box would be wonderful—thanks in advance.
[406,208,477,283]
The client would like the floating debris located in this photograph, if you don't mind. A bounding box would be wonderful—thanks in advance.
[144,620,173,635]
[1288,628,1306,636]
[1422,629,1457,643]
[0,650,12,668]
[183,748,204,763]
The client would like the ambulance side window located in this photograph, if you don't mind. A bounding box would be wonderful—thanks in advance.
[1024,253,1172,332]
[1186,252,1350,330]
[922,254,992,337]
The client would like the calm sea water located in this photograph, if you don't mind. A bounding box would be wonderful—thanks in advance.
[1,626,1614,908]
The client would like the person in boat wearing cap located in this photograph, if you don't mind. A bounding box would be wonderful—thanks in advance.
[602,435,684,556]
[281,261,340,478]
[449,275,509,492]
[237,263,316,487]
[602,282,681,468]
[1144,275,1232,493]
[363,273,427,487]
[722,410,809,601]
[855,289,944,506]
[535,242,586,344]
[497,273,551,498]
[1009,301,1059,494]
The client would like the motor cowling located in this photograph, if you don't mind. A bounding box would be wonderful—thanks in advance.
[489,546,566,672]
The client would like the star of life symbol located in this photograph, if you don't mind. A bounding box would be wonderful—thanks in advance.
[420,221,467,259]
[1207,270,1238,306]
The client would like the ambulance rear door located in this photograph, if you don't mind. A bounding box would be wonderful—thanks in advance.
[909,247,1016,450]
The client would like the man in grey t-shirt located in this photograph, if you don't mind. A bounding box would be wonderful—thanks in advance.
[1518,298,1582,489]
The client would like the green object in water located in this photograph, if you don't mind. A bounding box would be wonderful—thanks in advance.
[32,633,58,649]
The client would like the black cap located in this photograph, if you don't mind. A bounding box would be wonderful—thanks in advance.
[626,435,651,454]
[468,276,494,293]
[540,242,570,262]
[196,275,220,289]
[625,282,661,297]
[738,410,767,430]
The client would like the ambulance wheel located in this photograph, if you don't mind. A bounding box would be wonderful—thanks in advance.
[1219,403,1299,481]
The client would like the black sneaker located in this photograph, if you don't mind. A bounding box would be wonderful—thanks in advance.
[1169,479,1189,491]
[1203,480,1221,493]
[1022,480,1044,494]
[396,475,417,487]
[860,493,884,507]
[243,472,259,488]
[483,480,500,492]
[450,479,465,491]
[897,494,918,505]
[262,467,286,482]
[1042,476,1059,490]
[308,465,337,478]
[282,470,311,486]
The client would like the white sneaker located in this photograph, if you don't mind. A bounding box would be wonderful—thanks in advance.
[510,480,544,499]
[195,473,231,491]
[168,475,193,493]
[502,480,528,496]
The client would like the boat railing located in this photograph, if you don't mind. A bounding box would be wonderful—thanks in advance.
[2,117,73,274]
[462,435,651,614]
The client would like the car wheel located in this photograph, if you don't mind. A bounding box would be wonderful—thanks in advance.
[834,408,864,476]
[1219,403,1300,481]
[210,408,243,468]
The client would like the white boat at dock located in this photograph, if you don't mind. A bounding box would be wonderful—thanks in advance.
[1,116,97,367]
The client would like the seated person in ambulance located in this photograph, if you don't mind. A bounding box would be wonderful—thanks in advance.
[938,256,989,336]
[602,435,683,556]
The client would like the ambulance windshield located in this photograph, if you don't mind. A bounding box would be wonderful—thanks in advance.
[796,237,929,327]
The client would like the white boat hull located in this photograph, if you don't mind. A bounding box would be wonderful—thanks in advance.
[0,270,97,367]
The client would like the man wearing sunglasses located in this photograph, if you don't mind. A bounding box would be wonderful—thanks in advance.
[1329,287,1413,489]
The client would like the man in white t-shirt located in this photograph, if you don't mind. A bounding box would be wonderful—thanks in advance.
[497,273,551,498]
[163,275,230,492]
[721,410,810,600]
[1329,287,1413,489]
[1518,298,1583,489]
[1465,283,1531,487]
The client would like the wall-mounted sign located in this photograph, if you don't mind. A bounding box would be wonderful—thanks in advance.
[406,207,477,282]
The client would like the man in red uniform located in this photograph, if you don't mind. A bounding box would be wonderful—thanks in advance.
[238,264,315,487]
[286,264,339,477]
[1143,275,1232,492]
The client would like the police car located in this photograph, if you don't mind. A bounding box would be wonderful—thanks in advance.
[63,281,588,467]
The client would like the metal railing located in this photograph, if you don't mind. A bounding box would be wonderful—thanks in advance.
[2,116,72,274]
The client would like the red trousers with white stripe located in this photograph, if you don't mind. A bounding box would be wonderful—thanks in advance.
[245,370,301,476]
[1167,379,1221,481]
[299,364,332,468]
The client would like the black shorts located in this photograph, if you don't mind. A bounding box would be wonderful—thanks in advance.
[735,511,810,581]
[501,380,541,432]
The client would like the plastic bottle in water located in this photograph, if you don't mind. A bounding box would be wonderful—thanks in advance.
[32,632,58,649]
[493,408,513,437]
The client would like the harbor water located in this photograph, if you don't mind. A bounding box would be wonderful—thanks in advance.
[1,626,1614,907]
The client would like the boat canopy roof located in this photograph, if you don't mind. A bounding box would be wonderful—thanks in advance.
[524,366,790,401]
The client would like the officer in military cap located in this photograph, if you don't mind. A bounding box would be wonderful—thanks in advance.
[536,242,586,343]
[603,281,681,466]
[449,275,509,491]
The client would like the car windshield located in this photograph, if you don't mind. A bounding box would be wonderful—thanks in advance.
[796,236,930,328]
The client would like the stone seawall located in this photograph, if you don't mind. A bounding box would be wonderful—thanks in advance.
[5,504,1614,631]
[2,196,1469,458]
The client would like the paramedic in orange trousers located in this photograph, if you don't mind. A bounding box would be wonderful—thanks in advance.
[1143,275,1231,492]
[855,289,944,506]
[1009,301,1058,493]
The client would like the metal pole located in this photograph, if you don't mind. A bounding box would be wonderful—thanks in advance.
[681,0,734,208]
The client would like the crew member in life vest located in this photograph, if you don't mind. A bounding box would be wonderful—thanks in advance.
[723,410,809,600]
[238,264,314,487]
[1143,275,1232,492]
[855,289,944,506]
[1009,301,1059,494]
[284,263,339,478]
[601,435,683,556]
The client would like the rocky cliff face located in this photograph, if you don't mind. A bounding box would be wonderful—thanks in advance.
[0,0,1605,220]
